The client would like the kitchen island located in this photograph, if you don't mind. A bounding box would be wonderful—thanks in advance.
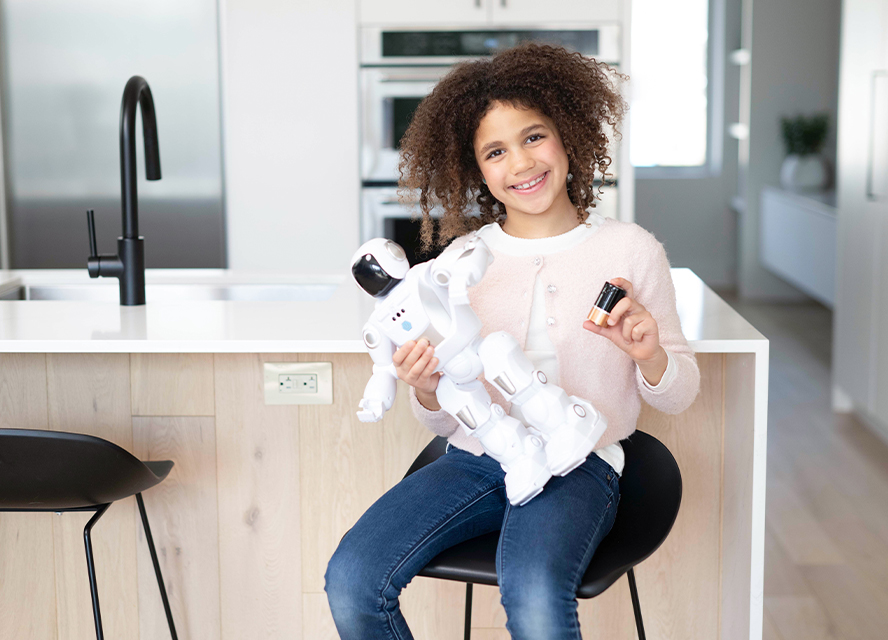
[0,268,768,640]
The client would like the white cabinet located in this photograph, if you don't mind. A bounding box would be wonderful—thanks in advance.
[359,0,487,25]
[760,187,836,308]
[221,0,360,273]
[488,0,621,24]
[834,0,888,429]
[360,0,621,25]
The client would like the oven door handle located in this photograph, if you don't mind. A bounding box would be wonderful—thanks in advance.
[379,73,444,83]
[381,198,419,206]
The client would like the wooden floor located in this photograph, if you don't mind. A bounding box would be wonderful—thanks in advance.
[720,293,888,640]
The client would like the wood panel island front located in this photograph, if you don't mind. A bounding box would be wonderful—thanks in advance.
[0,268,768,640]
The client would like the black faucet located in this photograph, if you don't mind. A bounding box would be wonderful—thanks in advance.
[86,75,161,305]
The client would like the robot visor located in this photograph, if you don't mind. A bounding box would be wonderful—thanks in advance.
[352,253,402,298]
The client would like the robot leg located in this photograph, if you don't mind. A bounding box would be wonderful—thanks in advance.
[435,375,551,506]
[543,397,608,476]
[478,331,609,476]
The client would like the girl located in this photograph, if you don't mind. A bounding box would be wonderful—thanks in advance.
[325,43,700,639]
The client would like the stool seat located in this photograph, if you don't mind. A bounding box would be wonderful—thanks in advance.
[0,429,172,511]
[410,430,682,638]
[0,428,179,640]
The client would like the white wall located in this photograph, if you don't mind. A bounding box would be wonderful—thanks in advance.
[221,0,360,274]
[636,175,739,288]
[738,0,841,299]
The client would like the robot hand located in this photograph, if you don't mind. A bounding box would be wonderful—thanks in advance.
[357,398,387,422]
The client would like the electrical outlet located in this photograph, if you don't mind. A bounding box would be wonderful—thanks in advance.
[279,373,317,394]
[264,362,332,405]
[280,375,296,393]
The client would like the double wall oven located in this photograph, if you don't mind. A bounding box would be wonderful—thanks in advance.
[360,26,623,263]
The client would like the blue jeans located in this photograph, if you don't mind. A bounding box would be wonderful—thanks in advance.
[325,445,620,640]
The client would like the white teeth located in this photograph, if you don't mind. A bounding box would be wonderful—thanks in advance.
[512,174,546,190]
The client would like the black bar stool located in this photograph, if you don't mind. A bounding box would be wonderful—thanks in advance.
[406,430,682,639]
[0,428,179,640]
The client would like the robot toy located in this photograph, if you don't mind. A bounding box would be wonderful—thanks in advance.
[350,236,608,506]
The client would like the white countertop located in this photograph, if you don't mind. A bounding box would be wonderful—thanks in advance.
[0,268,766,353]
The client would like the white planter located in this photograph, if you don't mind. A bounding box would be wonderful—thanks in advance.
[780,154,831,191]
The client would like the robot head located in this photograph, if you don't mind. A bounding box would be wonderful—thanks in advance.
[350,238,409,298]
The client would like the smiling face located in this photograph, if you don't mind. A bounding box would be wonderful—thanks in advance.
[473,101,578,237]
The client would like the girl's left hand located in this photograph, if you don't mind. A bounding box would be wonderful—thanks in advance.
[582,277,663,364]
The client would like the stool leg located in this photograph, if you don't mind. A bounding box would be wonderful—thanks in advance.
[627,568,646,640]
[464,583,473,640]
[83,503,111,640]
[137,493,179,640]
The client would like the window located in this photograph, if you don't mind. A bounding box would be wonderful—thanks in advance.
[630,0,713,173]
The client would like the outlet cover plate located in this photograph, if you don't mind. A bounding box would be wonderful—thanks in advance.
[264,362,333,405]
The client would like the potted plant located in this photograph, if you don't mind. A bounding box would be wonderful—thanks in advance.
[779,113,831,191]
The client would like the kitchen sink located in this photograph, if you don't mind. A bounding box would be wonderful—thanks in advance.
[1,282,340,302]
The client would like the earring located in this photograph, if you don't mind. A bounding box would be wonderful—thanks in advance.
[567,173,573,182]
[482,178,487,184]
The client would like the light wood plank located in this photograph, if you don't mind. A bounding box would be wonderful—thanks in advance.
[766,466,844,565]
[773,419,888,590]
[0,354,57,639]
[630,352,724,640]
[47,353,139,640]
[764,596,841,640]
[131,354,215,416]
[803,564,888,640]
[826,414,888,546]
[0,512,59,639]
[382,379,435,492]
[762,607,784,640]
[297,352,385,594]
[763,525,816,598]
[399,576,466,638]
[577,575,637,640]
[302,593,339,640]
[0,353,49,429]
[132,416,221,640]
[470,630,512,640]
[470,583,506,629]
[722,351,756,640]
[214,353,302,640]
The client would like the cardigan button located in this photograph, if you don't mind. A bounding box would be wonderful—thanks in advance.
[533,257,541,266]
[547,317,555,325]
[547,285,556,293]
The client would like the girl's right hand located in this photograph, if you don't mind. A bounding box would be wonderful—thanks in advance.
[393,339,441,395]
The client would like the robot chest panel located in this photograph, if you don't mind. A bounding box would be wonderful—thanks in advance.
[375,291,431,346]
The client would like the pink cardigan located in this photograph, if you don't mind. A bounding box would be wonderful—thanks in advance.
[409,218,701,455]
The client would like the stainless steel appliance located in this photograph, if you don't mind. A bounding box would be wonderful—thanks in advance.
[359,25,623,257]
[0,0,225,270]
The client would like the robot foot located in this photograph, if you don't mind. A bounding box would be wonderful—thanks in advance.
[545,402,607,477]
[503,446,552,506]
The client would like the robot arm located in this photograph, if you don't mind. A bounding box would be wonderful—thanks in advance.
[357,322,399,422]
[430,237,494,305]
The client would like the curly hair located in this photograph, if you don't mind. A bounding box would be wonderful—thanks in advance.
[398,43,628,253]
